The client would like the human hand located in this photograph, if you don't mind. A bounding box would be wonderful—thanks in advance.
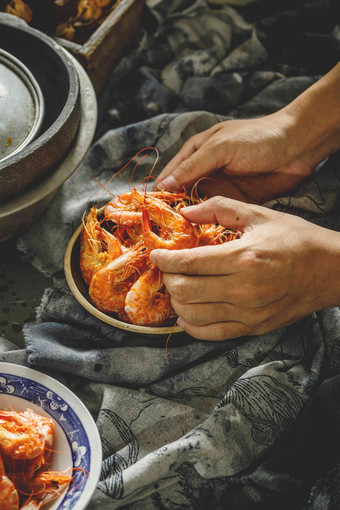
[149,197,340,340]
[155,64,340,203]
[154,114,315,203]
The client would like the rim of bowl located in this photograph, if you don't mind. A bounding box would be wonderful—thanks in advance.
[0,15,80,171]
[0,361,102,510]
[0,48,45,163]
[0,56,97,218]
[64,223,184,336]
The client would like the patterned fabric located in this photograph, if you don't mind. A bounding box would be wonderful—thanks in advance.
[1,0,340,508]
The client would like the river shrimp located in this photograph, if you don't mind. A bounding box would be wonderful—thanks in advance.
[80,178,241,327]
[104,189,189,226]
[89,242,149,314]
[5,0,33,23]
[0,407,77,509]
[80,207,123,285]
[197,223,241,246]
[16,470,73,508]
[0,452,19,510]
[130,188,198,250]
[125,263,172,326]
[0,409,54,475]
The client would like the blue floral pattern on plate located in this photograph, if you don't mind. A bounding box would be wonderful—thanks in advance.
[0,372,91,509]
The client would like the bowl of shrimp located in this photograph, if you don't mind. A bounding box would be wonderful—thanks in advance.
[64,187,241,336]
[0,362,102,509]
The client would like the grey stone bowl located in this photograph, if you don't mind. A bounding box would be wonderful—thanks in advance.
[0,57,97,242]
[0,13,80,202]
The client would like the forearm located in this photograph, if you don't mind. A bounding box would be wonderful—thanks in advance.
[277,62,340,168]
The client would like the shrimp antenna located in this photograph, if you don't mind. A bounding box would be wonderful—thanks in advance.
[67,467,89,493]
[165,321,178,365]
[0,395,16,411]
[191,176,221,203]
[90,170,114,197]
[104,147,160,193]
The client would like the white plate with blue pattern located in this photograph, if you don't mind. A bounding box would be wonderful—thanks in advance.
[0,362,101,509]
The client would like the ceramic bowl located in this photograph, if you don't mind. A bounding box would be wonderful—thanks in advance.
[0,362,102,509]
[0,13,80,202]
[64,222,183,336]
[0,56,97,243]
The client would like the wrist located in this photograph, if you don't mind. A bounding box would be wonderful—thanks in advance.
[278,64,340,169]
[309,225,340,311]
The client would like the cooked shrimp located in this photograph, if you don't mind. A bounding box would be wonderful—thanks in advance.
[104,191,143,226]
[5,0,33,23]
[0,452,19,510]
[130,188,198,250]
[125,263,172,326]
[0,409,54,478]
[76,0,102,21]
[82,185,242,326]
[17,470,73,507]
[104,189,189,226]
[17,500,41,510]
[89,243,148,313]
[197,224,241,246]
[80,207,123,285]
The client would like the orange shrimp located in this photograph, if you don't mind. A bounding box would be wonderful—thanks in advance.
[130,188,198,250]
[80,207,123,285]
[76,0,102,21]
[104,189,189,226]
[197,224,241,246]
[104,191,143,226]
[0,452,19,510]
[5,0,33,23]
[0,409,54,477]
[16,470,73,507]
[15,500,41,509]
[89,243,149,314]
[124,263,173,326]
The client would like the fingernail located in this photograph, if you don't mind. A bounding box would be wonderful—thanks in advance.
[176,318,185,328]
[157,175,178,191]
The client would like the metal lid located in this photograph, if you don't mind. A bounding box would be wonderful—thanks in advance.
[0,48,45,163]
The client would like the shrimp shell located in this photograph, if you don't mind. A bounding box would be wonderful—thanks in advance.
[80,207,122,285]
[0,451,19,510]
[125,264,172,326]
[89,243,149,314]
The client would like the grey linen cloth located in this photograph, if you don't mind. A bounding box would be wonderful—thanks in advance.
[2,0,340,508]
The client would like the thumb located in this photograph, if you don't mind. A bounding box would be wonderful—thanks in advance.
[157,146,221,191]
[181,196,269,230]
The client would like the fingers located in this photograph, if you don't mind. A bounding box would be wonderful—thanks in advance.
[159,147,220,190]
[181,196,268,230]
[196,171,253,202]
[176,317,251,341]
[163,273,249,304]
[150,243,242,276]
[153,137,199,189]
[155,131,225,191]
[170,297,253,325]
